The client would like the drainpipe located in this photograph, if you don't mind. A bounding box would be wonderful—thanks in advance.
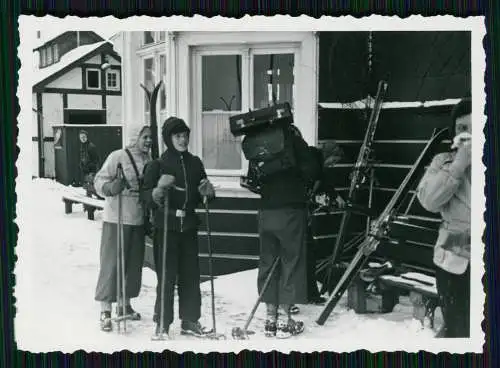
[34,93,45,177]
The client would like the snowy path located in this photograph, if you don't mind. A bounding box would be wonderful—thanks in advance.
[15,179,444,353]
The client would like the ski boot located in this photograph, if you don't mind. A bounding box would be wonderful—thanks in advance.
[100,311,112,332]
[264,320,277,337]
[151,323,170,341]
[180,320,210,337]
[117,305,141,321]
[289,305,300,314]
[276,318,305,339]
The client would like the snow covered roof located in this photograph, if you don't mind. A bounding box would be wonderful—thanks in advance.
[33,30,115,50]
[33,41,112,89]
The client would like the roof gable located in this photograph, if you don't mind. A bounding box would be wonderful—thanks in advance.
[33,41,121,91]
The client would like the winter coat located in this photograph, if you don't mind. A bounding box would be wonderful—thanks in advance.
[141,118,207,232]
[259,128,321,210]
[417,151,471,275]
[80,141,100,175]
[94,126,151,226]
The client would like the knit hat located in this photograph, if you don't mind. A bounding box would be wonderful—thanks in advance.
[161,117,190,151]
[79,129,88,137]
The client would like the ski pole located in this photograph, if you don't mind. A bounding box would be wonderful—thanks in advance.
[231,256,280,340]
[204,196,225,339]
[159,192,169,336]
[115,164,123,332]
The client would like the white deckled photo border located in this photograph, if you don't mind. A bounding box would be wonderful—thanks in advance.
[16,14,486,354]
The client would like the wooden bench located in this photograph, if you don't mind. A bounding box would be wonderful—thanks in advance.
[62,193,104,220]
[378,272,439,328]
[347,271,439,327]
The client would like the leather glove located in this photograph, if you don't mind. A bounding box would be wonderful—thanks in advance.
[102,176,127,197]
[198,178,216,200]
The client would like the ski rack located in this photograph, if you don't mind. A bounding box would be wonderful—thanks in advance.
[321,80,388,292]
[316,127,449,326]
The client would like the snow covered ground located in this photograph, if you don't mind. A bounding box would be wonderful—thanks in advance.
[15,179,460,354]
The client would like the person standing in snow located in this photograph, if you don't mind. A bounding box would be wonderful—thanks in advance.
[93,125,152,332]
[141,117,215,338]
[78,129,101,198]
[417,97,471,338]
[256,124,321,338]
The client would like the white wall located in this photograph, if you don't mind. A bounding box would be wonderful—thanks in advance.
[86,54,101,64]
[67,94,102,109]
[42,93,64,134]
[46,67,82,89]
[106,95,121,125]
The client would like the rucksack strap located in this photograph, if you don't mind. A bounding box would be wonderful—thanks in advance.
[124,148,141,184]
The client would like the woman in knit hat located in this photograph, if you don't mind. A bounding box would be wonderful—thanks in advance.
[93,125,152,332]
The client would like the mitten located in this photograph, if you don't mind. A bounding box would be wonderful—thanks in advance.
[102,176,127,197]
[152,187,166,206]
[198,178,216,200]
[157,174,176,189]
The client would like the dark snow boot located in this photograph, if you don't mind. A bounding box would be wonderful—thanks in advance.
[180,320,210,337]
[276,318,305,339]
[264,320,277,337]
[117,305,141,320]
[100,311,112,332]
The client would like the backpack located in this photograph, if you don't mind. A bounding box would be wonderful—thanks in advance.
[125,149,154,238]
[241,124,297,181]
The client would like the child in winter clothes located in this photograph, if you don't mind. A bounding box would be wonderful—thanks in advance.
[93,125,152,332]
[141,117,215,338]
[256,124,321,338]
[417,98,471,338]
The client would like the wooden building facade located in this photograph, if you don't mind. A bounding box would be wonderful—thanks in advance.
[116,31,470,278]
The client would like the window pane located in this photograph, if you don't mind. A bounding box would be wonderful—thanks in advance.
[201,54,242,170]
[159,32,165,41]
[47,46,53,64]
[87,70,99,88]
[160,54,167,110]
[53,44,59,62]
[253,53,294,110]
[144,58,155,111]
[144,31,154,44]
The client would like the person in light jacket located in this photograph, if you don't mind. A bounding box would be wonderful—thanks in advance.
[417,98,471,338]
[93,125,152,332]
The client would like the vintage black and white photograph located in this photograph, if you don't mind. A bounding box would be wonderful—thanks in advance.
[15,15,485,353]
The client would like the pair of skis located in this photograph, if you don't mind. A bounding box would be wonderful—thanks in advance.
[321,80,388,292]
[316,127,449,325]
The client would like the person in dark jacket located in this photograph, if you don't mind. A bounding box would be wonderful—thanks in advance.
[79,130,101,198]
[417,98,471,338]
[256,123,321,339]
[141,117,215,338]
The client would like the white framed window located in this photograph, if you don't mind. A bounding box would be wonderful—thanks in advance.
[143,57,155,124]
[192,44,298,176]
[39,48,46,68]
[144,31,155,45]
[86,68,101,90]
[106,69,120,90]
[159,32,166,41]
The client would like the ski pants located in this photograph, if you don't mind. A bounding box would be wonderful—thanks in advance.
[153,229,201,327]
[435,265,470,337]
[95,222,145,303]
[257,208,308,305]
